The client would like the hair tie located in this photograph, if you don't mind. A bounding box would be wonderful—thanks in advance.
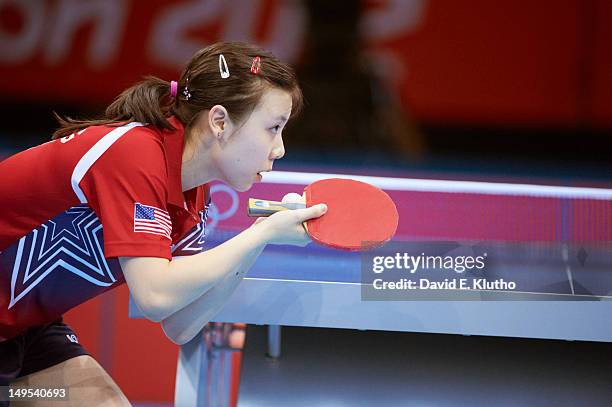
[170,81,178,98]
[250,56,261,75]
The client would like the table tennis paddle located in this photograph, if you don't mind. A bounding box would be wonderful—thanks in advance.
[248,178,399,251]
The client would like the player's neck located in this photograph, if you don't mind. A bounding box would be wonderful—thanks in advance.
[181,135,218,191]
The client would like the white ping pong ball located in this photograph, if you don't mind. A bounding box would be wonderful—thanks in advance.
[282,192,304,204]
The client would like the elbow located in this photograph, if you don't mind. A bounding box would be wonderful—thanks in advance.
[144,312,165,324]
[133,294,171,323]
[166,334,191,346]
[161,320,200,346]
[167,336,186,346]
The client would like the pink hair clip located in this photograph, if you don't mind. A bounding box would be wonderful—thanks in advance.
[170,81,178,98]
[250,56,261,75]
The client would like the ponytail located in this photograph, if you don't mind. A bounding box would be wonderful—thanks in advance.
[52,76,176,139]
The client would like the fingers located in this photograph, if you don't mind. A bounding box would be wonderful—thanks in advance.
[296,204,327,222]
[257,201,325,247]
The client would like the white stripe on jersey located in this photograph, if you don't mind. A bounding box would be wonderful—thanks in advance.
[71,122,145,203]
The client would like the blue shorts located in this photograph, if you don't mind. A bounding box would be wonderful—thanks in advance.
[0,318,89,387]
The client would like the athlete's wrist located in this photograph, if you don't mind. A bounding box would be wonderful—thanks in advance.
[246,218,274,246]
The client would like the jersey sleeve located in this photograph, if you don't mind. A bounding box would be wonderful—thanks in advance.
[79,128,173,260]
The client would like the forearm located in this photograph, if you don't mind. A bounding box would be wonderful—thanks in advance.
[161,243,264,345]
[122,222,269,321]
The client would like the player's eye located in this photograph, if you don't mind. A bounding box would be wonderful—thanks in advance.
[270,125,281,134]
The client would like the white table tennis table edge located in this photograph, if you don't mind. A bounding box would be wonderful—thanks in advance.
[263,170,612,199]
[241,277,612,299]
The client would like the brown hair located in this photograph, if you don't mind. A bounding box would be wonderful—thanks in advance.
[52,42,303,140]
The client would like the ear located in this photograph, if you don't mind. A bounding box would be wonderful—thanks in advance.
[208,105,233,143]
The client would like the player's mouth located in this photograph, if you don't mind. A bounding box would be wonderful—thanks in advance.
[256,168,273,180]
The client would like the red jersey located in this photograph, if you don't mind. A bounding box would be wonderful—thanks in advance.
[0,117,210,340]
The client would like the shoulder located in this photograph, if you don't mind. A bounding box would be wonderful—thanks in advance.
[73,123,174,204]
[106,123,165,159]
[86,123,167,173]
[78,124,172,204]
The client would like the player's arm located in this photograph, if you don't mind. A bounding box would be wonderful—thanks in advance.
[120,204,326,325]
[120,220,267,323]
[159,246,258,345]
[157,205,326,345]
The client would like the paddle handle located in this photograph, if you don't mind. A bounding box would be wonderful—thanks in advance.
[247,198,306,217]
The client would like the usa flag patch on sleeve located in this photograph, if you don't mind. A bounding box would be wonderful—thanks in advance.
[134,203,172,239]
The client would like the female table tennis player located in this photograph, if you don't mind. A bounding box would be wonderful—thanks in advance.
[0,42,326,405]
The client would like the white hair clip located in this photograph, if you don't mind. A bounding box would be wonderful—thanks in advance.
[219,54,230,79]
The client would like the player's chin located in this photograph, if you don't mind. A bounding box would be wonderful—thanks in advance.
[231,174,259,192]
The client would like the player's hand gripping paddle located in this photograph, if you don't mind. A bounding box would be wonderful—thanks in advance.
[248,178,399,251]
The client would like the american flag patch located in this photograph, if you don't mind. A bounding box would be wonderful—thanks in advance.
[133,203,172,239]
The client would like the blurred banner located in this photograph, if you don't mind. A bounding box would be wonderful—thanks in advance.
[1,0,611,127]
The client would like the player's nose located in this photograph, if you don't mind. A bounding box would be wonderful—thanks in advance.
[271,136,285,160]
